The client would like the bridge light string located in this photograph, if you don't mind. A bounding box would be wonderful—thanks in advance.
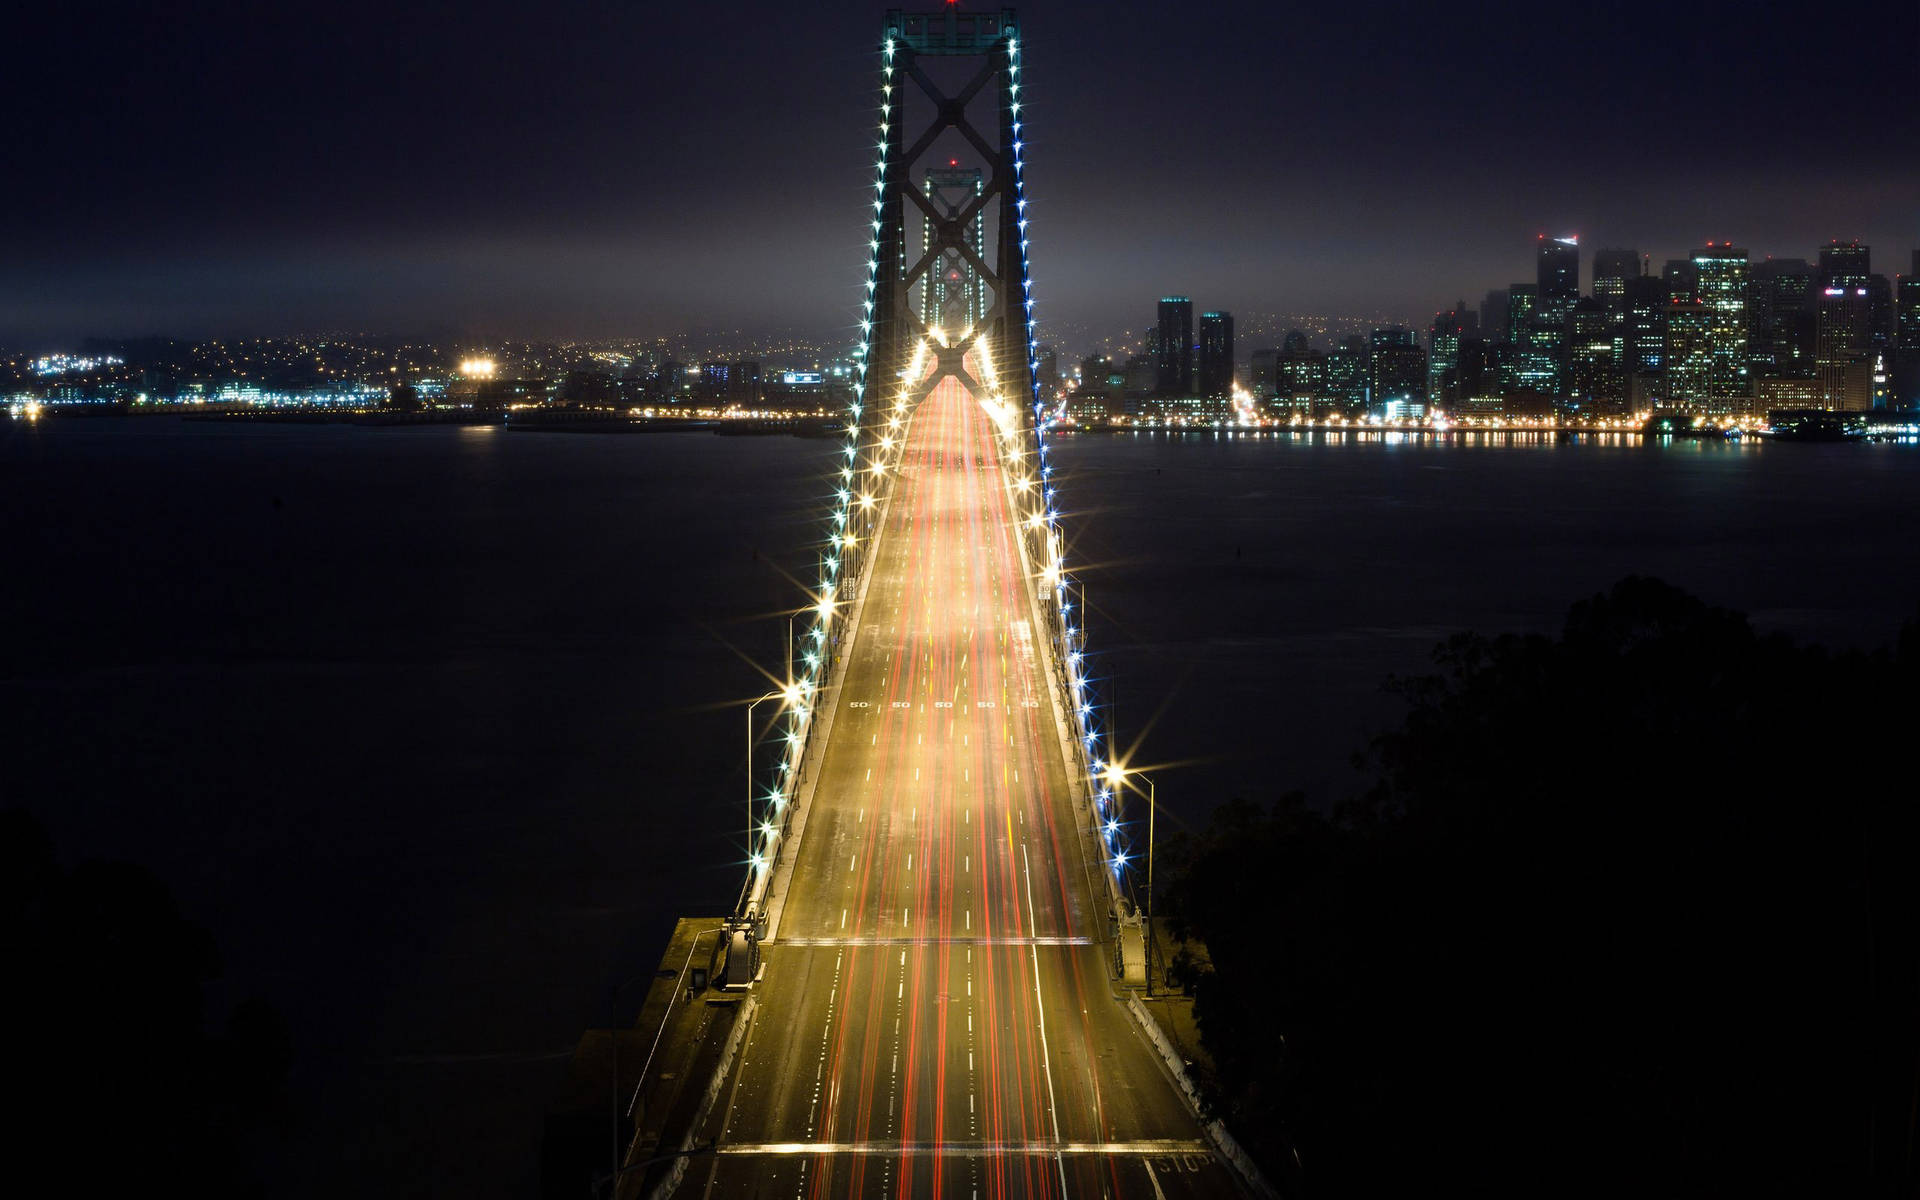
[998,35,1125,877]
[741,36,899,896]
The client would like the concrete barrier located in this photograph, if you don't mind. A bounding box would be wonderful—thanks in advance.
[1125,995,1280,1199]
[644,996,756,1200]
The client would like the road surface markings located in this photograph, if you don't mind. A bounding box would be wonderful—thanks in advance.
[1022,840,1071,1195]
[714,1140,1210,1156]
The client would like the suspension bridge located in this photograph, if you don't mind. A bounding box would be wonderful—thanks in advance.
[622,11,1267,1197]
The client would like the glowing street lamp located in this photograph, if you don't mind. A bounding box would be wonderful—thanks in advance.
[745,689,790,897]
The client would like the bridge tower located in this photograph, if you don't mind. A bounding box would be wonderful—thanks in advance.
[917,165,986,333]
[862,6,1042,424]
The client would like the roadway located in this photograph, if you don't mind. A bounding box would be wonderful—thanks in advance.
[691,372,1244,1197]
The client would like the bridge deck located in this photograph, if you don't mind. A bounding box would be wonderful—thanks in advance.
[688,377,1243,1197]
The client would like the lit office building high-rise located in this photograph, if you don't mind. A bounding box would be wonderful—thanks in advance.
[1817,282,1874,410]
[1156,296,1194,396]
[1664,301,1715,411]
[1508,283,1560,396]
[1274,330,1324,416]
[1198,311,1234,401]
[1895,251,1920,407]
[917,167,986,333]
[1427,302,1475,406]
[1537,235,1580,306]
[1592,249,1642,388]
[1663,259,1698,305]
[1748,258,1816,379]
[1867,274,1895,351]
[1623,273,1669,405]
[1591,247,1641,307]
[1325,335,1369,415]
[1565,297,1624,414]
[1818,239,1870,289]
[1689,243,1750,403]
[1526,236,1579,397]
[1815,241,1874,410]
[1367,327,1427,418]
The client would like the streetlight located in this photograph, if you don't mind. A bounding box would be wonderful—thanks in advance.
[745,689,789,904]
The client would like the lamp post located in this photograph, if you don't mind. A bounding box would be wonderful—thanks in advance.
[745,689,787,911]
[1142,771,1157,995]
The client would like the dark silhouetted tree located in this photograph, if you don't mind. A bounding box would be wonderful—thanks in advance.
[2,809,289,1194]
[1164,578,1920,1198]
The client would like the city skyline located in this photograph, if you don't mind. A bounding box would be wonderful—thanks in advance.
[5,0,1915,344]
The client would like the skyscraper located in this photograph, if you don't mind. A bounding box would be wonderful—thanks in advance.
[1367,327,1426,417]
[1894,253,1920,407]
[1325,335,1369,415]
[1818,239,1870,289]
[1817,283,1873,410]
[1591,247,1641,307]
[1427,302,1474,407]
[1689,243,1750,404]
[1867,274,1895,350]
[1813,241,1875,410]
[1198,311,1234,401]
[1248,348,1279,400]
[1748,258,1816,379]
[1479,288,1510,343]
[1537,235,1580,305]
[1528,236,1580,397]
[1622,274,1669,376]
[1565,297,1623,413]
[1155,296,1193,396]
[1592,250,1642,395]
[1663,259,1698,305]
[1664,301,1715,411]
[1508,283,1559,396]
[1274,333,1325,416]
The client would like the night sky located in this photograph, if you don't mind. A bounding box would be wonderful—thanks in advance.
[8,0,1916,346]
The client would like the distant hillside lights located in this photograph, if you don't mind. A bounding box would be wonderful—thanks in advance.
[32,353,122,376]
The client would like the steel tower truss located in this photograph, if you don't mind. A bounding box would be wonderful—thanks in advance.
[918,166,986,333]
[866,6,1040,418]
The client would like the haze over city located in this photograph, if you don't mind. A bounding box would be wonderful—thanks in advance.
[6,0,1915,344]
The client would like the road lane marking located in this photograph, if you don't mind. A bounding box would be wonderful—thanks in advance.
[713,1141,1211,1156]
[1022,840,1071,1195]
